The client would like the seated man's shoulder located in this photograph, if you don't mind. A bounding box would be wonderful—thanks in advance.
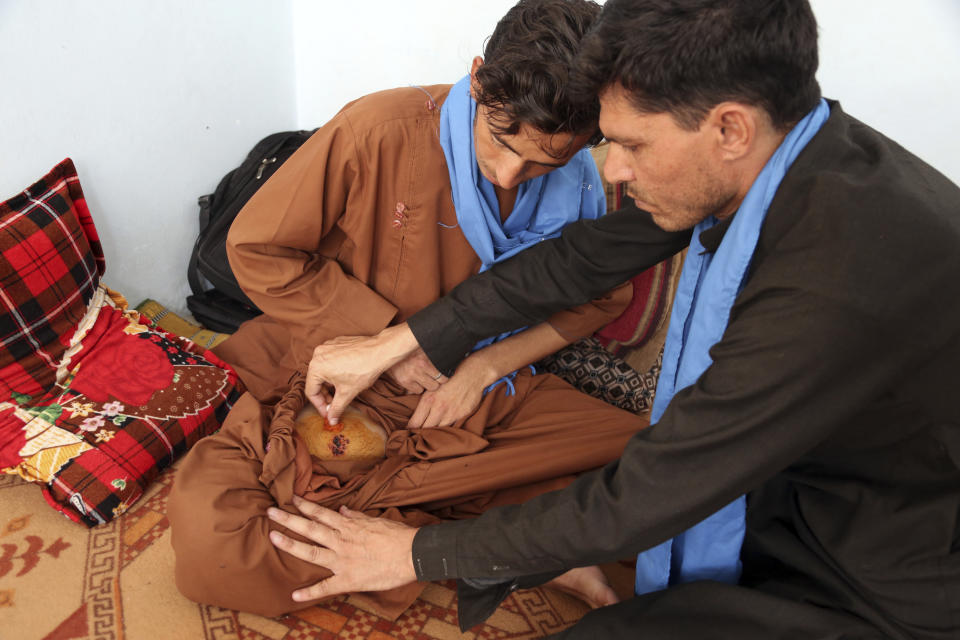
[786,106,960,236]
[337,84,452,132]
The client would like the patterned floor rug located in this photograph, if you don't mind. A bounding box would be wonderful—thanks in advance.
[0,299,639,639]
[1,463,634,640]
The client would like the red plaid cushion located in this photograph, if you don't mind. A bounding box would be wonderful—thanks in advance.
[0,159,105,397]
[1,286,243,526]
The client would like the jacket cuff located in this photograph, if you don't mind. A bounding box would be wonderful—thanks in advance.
[407,304,474,377]
[413,523,565,631]
[411,522,463,581]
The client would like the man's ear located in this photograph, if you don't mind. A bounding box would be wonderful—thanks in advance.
[708,103,756,161]
[469,56,483,100]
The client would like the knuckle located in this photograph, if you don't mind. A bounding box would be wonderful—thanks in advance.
[304,519,323,537]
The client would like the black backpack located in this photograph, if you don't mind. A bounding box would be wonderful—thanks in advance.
[186,129,316,332]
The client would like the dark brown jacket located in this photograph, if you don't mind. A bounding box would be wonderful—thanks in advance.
[410,104,960,639]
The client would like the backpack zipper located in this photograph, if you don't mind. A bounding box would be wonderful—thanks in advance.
[255,157,277,180]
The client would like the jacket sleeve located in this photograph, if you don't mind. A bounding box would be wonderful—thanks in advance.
[226,110,399,341]
[408,203,692,374]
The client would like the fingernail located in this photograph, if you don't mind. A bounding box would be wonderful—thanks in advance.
[269,531,284,544]
[291,495,302,505]
[292,590,305,602]
[267,507,282,520]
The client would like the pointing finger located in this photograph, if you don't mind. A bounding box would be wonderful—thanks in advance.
[325,388,357,425]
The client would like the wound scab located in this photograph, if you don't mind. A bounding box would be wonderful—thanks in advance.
[293,403,387,461]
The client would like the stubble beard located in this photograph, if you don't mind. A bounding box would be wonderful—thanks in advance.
[631,173,737,233]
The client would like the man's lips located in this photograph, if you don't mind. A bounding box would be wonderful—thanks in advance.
[626,191,651,210]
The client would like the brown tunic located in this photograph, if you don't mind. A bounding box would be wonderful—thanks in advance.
[217,84,630,401]
[168,85,642,620]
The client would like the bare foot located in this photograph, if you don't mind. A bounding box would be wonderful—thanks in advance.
[545,565,619,609]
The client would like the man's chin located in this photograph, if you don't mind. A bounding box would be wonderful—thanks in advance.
[647,209,691,233]
[629,197,702,232]
[633,199,667,224]
[648,212,673,231]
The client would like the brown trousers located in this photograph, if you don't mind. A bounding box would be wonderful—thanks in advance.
[168,369,647,619]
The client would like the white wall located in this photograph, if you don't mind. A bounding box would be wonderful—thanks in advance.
[0,0,297,314]
[292,0,518,128]
[813,0,960,184]
[293,0,960,185]
[1,0,958,316]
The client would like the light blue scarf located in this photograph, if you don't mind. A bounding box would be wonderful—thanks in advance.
[439,75,606,392]
[635,99,831,595]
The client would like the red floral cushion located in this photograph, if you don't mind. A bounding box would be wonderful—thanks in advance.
[1,285,243,526]
[0,158,105,398]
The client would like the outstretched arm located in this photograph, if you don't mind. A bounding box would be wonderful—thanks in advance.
[307,205,688,423]
[408,203,690,375]
[289,281,915,601]
[409,281,632,428]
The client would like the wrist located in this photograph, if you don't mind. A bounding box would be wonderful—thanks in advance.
[377,324,420,368]
[460,352,500,388]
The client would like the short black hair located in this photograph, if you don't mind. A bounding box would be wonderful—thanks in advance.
[474,0,604,151]
[573,0,822,131]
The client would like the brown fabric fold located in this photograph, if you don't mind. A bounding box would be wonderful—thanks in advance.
[169,369,646,619]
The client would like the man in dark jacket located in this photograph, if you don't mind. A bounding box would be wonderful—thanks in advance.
[261,1,960,637]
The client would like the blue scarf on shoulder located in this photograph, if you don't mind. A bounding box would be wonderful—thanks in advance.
[635,99,831,595]
[439,75,605,392]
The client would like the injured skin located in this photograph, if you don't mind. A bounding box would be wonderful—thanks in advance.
[546,566,620,609]
[293,403,387,461]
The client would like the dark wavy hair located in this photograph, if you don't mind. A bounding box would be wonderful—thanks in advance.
[474,0,604,153]
[572,0,822,131]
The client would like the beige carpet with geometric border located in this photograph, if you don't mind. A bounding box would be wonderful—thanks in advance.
[1,417,632,640]
[1,298,637,640]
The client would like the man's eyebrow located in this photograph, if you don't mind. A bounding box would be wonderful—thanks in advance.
[600,131,632,145]
[492,131,566,169]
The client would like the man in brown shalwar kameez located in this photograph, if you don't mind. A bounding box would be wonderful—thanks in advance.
[168,0,648,620]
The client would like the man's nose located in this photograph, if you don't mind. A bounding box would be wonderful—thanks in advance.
[496,157,526,190]
[603,144,634,184]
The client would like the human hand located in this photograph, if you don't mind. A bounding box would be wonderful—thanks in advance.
[306,324,420,424]
[384,348,448,394]
[267,495,419,602]
[407,357,491,428]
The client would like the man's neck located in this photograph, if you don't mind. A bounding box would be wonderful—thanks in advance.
[717,129,788,220]
[495,185,518,222]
